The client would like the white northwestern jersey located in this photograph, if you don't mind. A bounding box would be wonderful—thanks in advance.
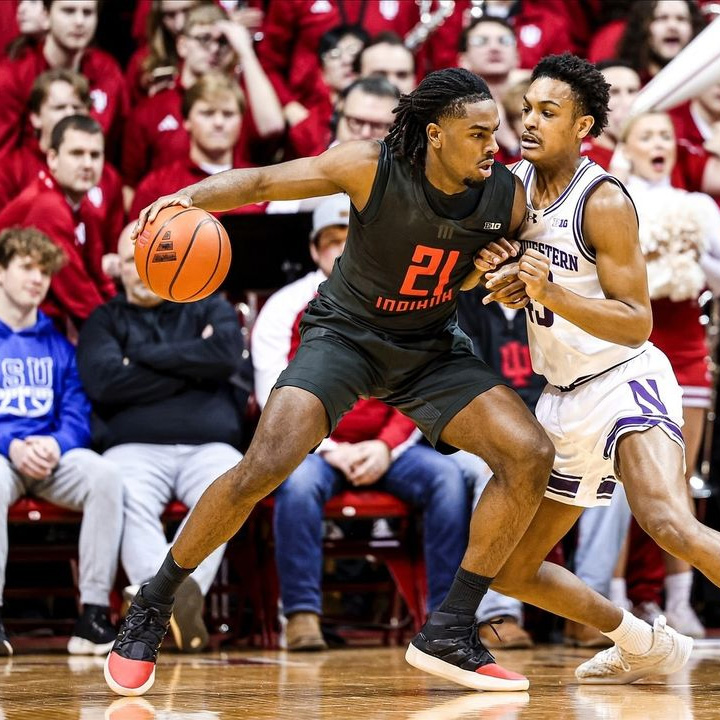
[512,157,650,388]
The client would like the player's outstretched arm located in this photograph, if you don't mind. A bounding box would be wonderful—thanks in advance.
[520,181,652,347]
[131,141,381,239]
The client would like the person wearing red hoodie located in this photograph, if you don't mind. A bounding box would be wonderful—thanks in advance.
[0,0,127,160]
[0,68,124,265]
[0,114,115,329]
[129,72,266,221]
[251,194,471,651]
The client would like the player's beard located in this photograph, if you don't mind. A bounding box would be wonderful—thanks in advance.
[463,176,486,189]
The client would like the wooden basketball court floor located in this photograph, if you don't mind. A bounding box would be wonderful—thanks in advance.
[2,641,720,720]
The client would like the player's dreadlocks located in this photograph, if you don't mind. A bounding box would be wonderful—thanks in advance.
[386,68,492,172]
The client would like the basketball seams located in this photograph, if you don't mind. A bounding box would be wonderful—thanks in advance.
[168,217,216,301]
[183,220,225,302]
[142,208,200,296]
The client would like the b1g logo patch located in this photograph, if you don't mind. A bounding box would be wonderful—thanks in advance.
[483,222,501,230]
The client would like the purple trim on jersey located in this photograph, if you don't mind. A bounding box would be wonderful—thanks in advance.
[603,415,683,459]
[543,158,594,214]
[597,478,616,499]
[547,472,581,498]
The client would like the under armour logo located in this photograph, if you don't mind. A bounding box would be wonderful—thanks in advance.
[437,225,454,240]
[527,211,538,224]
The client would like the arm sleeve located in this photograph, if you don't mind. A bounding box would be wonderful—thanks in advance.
[129,297,244,379]
[76,305,188,404]
[0,59,26,158]
[51,346,92,453]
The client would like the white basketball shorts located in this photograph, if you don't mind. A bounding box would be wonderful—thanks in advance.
[536,346,685,508]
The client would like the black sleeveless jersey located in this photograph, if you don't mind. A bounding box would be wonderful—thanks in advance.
[318,140,516,337]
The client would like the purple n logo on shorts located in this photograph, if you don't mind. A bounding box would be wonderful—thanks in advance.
[628,379,668,416]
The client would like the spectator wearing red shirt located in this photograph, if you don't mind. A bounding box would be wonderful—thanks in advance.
[0,115,115,328]
[257,0,417,110]
[428,0,572,74]
[0,0,127,160]
[617,0,705,86]
[130,72,266,221]
[581,61,720,198]
[125,0,198,107]
[283,24,369,160]
[458,17,521,165]
[4,0,48,59]
[0,69,124,267]
[121,3,283,195]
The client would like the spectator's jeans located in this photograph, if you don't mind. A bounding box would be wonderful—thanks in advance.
[0,449,123,607]
[104,442,242,595]
[273,444,470,616]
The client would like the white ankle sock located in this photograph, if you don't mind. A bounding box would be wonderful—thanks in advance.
[609,578,630,610]
[603,609,654,655]
[665,571,693,612]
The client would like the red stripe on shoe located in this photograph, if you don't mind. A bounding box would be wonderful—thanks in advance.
[107,652,155,688]
[476,663,527,681]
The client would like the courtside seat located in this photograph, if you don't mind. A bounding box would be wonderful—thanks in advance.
[257,490,427,647]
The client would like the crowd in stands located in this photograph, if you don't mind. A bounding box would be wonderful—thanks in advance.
[2,0,720,657]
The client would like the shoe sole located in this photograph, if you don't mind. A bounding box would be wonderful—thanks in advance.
[68,636,115,656]
[577,633,694,685]
[405,643,529,691]
[104,652,155,697]
[169,581,208,653]
[0,639,12,657]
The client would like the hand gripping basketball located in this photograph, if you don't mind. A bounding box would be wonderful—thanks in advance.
[134,206,231,302]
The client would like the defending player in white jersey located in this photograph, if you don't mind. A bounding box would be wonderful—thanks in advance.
[475,53,720,684]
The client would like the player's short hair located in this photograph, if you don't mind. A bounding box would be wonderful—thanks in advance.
[183,2,227,34]
[28,68,92,115]
[386,67,492,171]
[182,72,246,118]
[49,114,103,151]
[530,53,609,138]
[0,227,66,274]
[459,17,516,53]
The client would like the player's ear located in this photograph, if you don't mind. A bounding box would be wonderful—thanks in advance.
[577,114,595,141]
[427,122,442,149]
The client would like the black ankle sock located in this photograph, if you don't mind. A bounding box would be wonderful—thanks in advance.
[438,567,493,616]
[143,551,196,605]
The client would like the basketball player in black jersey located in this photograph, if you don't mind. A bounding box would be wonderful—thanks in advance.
[104,68,554,697]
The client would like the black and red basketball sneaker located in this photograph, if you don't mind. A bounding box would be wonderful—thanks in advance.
[405,611,529,691]
[104,588,172,696]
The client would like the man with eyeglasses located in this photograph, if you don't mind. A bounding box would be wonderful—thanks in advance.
[459,17,522,165]
[121,3,283,200]
[358,32,416,95]
[0,0,127,160]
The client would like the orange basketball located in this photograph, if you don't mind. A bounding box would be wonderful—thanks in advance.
[134,206,231,302]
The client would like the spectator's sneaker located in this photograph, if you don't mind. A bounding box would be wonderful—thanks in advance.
[169,577,208,653]
[664,605,706,639]
[104,588,172,696]
[564,619,613,649]
[575,615,693,684]
[0,620,12,657]
[632,601,663,625]
[405,611,529,691]
[68,605,116,656]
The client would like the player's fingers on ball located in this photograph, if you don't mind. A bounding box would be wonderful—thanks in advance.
[486,241,508,260]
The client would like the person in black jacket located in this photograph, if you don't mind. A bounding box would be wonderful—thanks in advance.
[76,222,247,654]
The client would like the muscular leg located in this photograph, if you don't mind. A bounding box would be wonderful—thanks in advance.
[618,426,720,588]
[492,498,623,632]
[172,387,329,569]
[440,386,554,577]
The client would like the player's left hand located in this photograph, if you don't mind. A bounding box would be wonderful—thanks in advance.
[347,441,391,486]
[472,239,520,273]
[518,249,552,302]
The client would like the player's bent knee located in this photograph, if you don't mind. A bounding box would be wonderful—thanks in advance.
[637,507,690,556]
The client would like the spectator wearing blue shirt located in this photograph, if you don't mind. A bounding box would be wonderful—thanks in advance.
[0,226,123,657]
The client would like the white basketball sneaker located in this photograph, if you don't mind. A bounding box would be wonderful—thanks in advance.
[575,616,693,684]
